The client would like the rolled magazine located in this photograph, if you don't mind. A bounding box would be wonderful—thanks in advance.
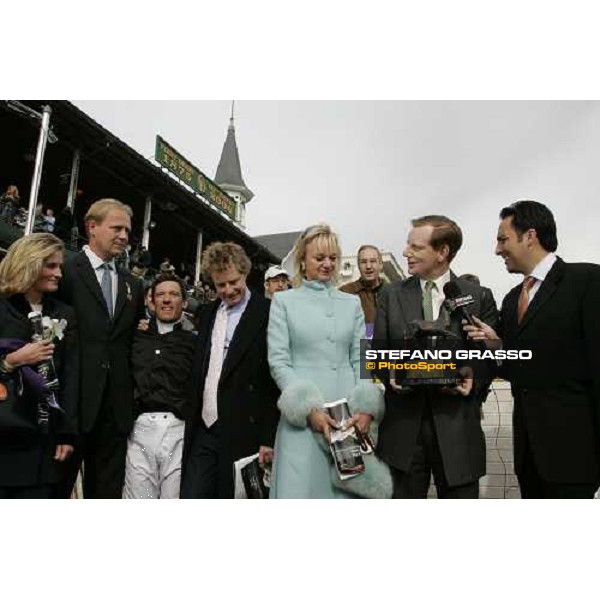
[233,453,271,499]
[324,398,366,480]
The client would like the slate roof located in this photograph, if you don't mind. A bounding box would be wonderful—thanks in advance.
[253,231,303,262]
[215,118,254,202]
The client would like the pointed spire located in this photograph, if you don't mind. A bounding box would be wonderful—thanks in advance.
[215,101,254,203]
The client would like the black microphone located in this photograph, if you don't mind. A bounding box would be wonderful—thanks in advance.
[443,281,476,327]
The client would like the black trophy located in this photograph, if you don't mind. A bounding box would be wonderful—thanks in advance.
[401,316,461,387]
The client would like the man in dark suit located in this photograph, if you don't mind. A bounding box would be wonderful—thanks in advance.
[373,215,499,499]
[465,200,600,498]
[181,242,279,499]
[57,198,145,498]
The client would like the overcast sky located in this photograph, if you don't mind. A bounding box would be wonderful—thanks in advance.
[74,100,600,303]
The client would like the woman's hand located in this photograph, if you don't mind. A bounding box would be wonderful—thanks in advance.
[345,412,373,435]
[5,340,55,369]
[258,445,274,465]
[307,409,338,443]
[54,444,74,462]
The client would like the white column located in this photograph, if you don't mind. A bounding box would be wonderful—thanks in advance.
[141,196,152,248]
[66,148,81,211]
[194,230,204,286]
[25,105,52,235]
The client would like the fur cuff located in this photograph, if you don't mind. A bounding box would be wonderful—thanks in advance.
[314,423,392,499]
[277,379,325,428]
[331,453,393,499]
[348,381,385,423]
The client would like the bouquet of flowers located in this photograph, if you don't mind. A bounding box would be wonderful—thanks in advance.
[28,312,67,431]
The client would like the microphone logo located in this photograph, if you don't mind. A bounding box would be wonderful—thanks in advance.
[445,294,474,313]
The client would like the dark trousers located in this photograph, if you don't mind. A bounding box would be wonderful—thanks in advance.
[55,399,128,499]
[517,434,597,499]
[180,422,234,499]
[392,408,479,499]
[0,485,52,499]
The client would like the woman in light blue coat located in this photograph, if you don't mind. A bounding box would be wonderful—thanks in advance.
[268,224,388,499]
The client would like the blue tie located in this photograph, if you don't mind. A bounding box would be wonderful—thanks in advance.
[100,262,114,317]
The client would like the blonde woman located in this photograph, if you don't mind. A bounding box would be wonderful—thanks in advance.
[0,233,78,498]
[268,224,385,498]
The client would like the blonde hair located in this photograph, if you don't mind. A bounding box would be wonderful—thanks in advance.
[84,198,133,234]
[5,185,19,199]
[201,241,252,279]
[291,223,342,288]
[0,233,64,297]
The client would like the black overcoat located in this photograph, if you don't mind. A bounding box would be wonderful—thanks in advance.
[0,294,78,486]
[184,292,280,468]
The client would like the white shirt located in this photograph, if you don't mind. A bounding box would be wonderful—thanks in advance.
[83,245,118,310]
[221,288,251,360]
[157,321,176,335]
[419,270,452,320]
[527,253,557,304]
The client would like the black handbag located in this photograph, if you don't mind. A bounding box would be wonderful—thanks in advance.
[0,371,38,436]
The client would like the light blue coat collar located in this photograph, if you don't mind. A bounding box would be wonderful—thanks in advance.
[301,278,334,292]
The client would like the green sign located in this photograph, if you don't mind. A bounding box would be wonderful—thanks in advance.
[155,135,237,221]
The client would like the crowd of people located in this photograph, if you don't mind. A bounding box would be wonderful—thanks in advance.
[1,183,217,315]
[0,196,599,499]
[1,185,80,244]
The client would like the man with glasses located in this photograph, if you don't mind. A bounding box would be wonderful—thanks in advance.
[264,265,290,299]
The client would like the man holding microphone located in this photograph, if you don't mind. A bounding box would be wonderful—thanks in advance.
[465,200,600,499]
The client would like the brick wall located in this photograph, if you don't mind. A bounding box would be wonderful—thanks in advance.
[480,381,520,499]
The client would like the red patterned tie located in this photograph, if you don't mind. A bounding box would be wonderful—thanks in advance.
[517,276,536,324]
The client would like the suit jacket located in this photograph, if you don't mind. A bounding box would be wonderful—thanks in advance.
[186,291,279,464]
[0,294,78,486]
[500,257,600,485]
[373,272,499,487]
[57,251,145,434]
